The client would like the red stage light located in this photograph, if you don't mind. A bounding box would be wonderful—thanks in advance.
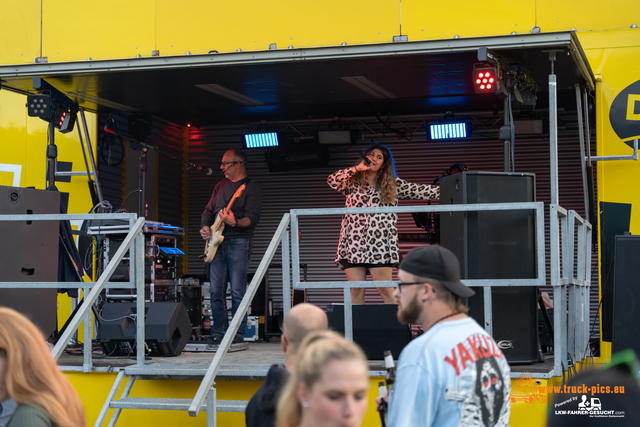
[473,65,499,93]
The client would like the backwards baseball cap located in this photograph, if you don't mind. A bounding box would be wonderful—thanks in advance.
[399,244,475,298]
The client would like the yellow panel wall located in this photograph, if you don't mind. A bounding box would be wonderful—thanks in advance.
[402,0,536,40]
[155,0,399,56]
[2,0,636,65]
[0,88,98,339]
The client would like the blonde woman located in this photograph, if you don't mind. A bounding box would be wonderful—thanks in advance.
[275,331,370,427]
[0,307,85,427]
[328,143,440,304]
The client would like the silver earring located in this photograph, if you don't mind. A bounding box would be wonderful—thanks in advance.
[301,401,309,408]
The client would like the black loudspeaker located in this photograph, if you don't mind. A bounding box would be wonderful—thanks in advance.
[612,235,640,356]
[180,286,202,329]
[0,186,59,339]
[98,302,191,357]
[440,172,539,364]
[326,304,411,360]
[599,202,632,342]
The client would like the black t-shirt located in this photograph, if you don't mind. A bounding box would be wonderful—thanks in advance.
[201,178,263,239]
[245,364,290,427]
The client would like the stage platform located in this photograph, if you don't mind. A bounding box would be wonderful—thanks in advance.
[57,340,556,380]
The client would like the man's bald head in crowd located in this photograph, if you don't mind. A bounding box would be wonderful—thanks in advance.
[281,303,328,358]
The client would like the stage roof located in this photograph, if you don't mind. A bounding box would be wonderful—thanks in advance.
[0,31,594,127]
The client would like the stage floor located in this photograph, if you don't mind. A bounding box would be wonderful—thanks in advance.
[57,340,555,380]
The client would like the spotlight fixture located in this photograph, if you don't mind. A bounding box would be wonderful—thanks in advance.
[243,132,279,148]
[265,144,330,173]
[428,122,469,140]
[27,94,54,119]
[473,64,499,94]
[317,130,356,145]
[56,108,77,133]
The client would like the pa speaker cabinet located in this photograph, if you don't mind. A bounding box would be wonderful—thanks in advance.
[599,202,632,342]
[439,172,539,364]
[0,186,59,339]
[612,235,640,356]
[326,304,411,360]
[180,285,203,329]
[98,302,191,357]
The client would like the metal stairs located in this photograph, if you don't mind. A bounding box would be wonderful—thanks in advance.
[93,215,293,427]
[95,361,269,426]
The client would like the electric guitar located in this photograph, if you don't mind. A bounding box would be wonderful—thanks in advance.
[203,183,246,263]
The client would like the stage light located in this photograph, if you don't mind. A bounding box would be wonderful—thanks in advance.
[317,130,356,145]
[57,108,77,133]
[244,132,279,148]
[27,94,54,120]
[264,144,329,172]
[473,65,499,94]
[428,122,469,140]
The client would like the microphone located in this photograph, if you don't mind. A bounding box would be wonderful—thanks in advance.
[206,168,213,176]
[360,153,372,166]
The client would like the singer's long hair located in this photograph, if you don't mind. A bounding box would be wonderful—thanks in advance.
[352,143,398,204]
[275,331,368,427]
[0,307,86,427]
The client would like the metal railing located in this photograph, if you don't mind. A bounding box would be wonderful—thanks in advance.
[288,202,546,338]
[0,212,147,369]
[2,197,592,423]
[188,213,291,416]
[287,201,592,378]
[550,206,592,376]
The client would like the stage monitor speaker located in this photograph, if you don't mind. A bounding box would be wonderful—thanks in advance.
[0,186,59,339]
[439,172,539,364]
[98,302,191,357]
[326,304,411,360]
[612,235,640,356]
[599,202,632,342]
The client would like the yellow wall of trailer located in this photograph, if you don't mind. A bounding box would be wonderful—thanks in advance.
[1,1,638,65]
[2,1,640,426]
[0,88,99,342]
[580,29,640,360]
[67,373,396,426]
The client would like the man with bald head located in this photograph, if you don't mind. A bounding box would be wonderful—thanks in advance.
[245,303,328,427]
[201,148,263,343]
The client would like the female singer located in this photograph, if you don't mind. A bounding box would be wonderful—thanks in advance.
[275,331,370,427]
[0,307,86,427]
[327,143,439,304]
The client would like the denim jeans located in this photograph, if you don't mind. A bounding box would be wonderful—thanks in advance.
[209,237,252,336]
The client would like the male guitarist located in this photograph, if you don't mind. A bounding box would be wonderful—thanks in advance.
[200,148,263,343]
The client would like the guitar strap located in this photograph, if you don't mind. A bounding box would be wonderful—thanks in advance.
[221,177,251,209]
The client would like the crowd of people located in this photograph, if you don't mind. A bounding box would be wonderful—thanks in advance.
[245,244,512,427]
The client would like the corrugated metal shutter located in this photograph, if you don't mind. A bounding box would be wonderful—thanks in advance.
[96,113,186,271]
[186,111,600,340]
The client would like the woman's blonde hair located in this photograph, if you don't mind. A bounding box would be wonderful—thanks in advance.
[351,144,398,204]
[275,331,368,427]
[0,307,86,427]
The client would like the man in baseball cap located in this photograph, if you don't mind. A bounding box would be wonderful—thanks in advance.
[384,244,511,427]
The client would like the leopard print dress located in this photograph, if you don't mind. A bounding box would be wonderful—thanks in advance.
[327,168,440,268]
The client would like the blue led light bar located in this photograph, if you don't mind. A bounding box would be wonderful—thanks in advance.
[429,123,468,140]
[244,132,279,148]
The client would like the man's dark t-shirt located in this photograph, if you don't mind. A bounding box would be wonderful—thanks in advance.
[245,364,289,427]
